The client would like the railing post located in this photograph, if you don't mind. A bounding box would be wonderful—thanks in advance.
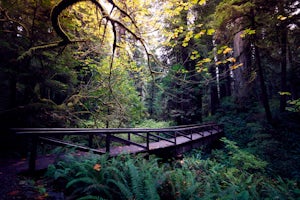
[128,133,131,142]
[29,135,38,172]
[174,131,177,145]
[106,133,111,153]
[88,134,93,148]
[146,132,149,150]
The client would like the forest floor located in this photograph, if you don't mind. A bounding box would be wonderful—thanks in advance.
[0,155,64,200]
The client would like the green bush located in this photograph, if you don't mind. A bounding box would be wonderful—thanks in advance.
[134,119,172,128]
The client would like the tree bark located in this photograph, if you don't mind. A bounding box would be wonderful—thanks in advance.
[255,44,272,123]
[209,65,219,115]
[279,21,288,112]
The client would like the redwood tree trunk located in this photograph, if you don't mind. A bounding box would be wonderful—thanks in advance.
[255,45,272,123]
[279,24,288,112]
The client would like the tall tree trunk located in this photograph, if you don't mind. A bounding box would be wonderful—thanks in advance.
[250,9,272,123]
[209,65,219,115]
[254,45,272,123]
[232,26,252,104]
[279,23,288,112]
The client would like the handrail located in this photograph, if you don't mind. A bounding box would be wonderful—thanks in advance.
[12,122,217,134]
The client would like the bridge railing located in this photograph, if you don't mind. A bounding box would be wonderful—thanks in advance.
[12,122,223,171]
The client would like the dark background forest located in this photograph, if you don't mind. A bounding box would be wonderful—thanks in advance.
[0,0,300,199]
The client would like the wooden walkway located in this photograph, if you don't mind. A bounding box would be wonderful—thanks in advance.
[12,123,224,171]
[108,129,220,156]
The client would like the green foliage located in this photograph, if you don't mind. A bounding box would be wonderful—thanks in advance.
[134,119,172,128]
[218,138,267,172]
[208,96,300,181]
[286,98,300,112]
[47,153,164,200]
[47,138,300,200]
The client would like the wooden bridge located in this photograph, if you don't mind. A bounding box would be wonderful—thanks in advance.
[13,123,224,172]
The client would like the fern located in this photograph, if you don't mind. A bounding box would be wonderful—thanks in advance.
[108,179,133,199]
[78,196,107,200]
[128,161,144,200]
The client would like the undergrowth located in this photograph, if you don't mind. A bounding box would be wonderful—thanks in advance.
[46,139,300,199]
[206,97,300,181]
[45,98,300,199]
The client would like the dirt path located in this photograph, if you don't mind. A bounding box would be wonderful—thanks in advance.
[0,156,64,200]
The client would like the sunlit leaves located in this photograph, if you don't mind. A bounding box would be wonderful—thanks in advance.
[163,0,214,49]
[182,30,193,47]
[230,63,243,70]
[194,29,206,39]
[217,46,232,55]
[226,57,236,63]
[278,91,292,96]
[277,15,287,21]
[206,28,215,35]
[190,50,200,60]
[286,98,300,112]
[223,47,233,54]
[170,26,184,39]
[190,0,206,5]
[196,58,211,73]
[240,28,256,38]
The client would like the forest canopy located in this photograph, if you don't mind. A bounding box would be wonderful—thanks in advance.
[0,0,299,128]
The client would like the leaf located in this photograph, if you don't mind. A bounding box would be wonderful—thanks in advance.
[237,191,250,199]
[182,42,189,47]
[194,30,206,39]
[202,58,211,63]
[207,29,215,35]
[93,163,101,171]
[223,47,233,54]
[230,63,243,70]
[277,15,287,21]
[198,0,206,5]
[278,91,291,96]
[226,57,236,63]
[240,29,256,38]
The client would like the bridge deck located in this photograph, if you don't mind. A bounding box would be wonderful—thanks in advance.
[108,130,217,156]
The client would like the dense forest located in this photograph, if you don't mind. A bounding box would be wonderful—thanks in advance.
[1,0,300,199]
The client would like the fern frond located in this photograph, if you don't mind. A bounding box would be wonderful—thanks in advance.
[127,160,144,200]
[66,177,95,189]
[107,179,133,200]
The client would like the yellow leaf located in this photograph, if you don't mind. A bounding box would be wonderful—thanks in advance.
[196,66,203,72]
[194,30,205,39]
[277,15,287,21]
[226,57,236,63]
[216,61,222,65]
[230,63,243,70]
[182,42,188,47]
[199,0,206,5]
[278,91,291,96]
[202,58,211,63]
[223,47,233,54]
[207,29,215,35]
